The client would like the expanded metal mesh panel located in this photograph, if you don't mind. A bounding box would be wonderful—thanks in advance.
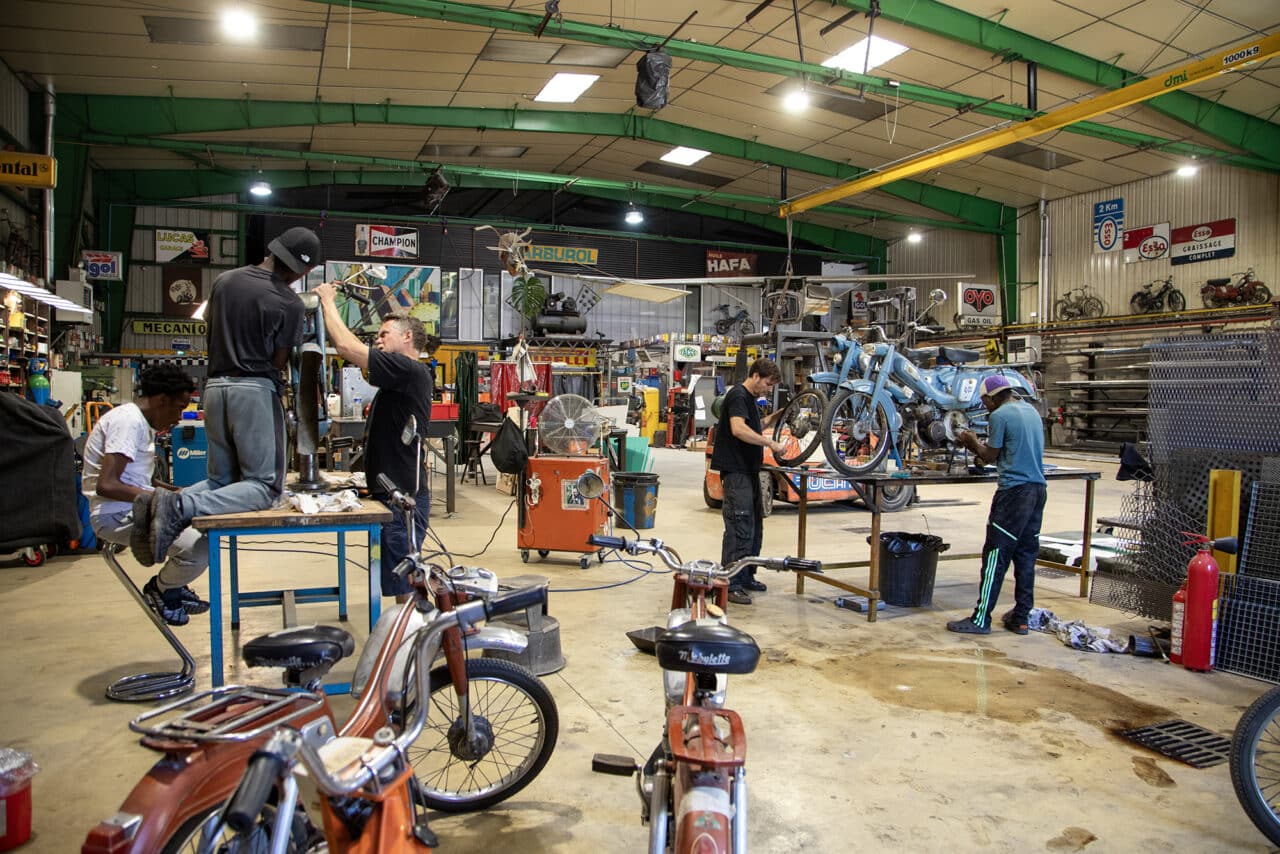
[1240,482,1280,581]
[1217,574,1280,683]
[1091,331,1280,622]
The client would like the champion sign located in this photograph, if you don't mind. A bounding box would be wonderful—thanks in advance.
[365,225,419,259]
[1171,218,1236,266]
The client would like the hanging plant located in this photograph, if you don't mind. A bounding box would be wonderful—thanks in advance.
[507,274,547,325]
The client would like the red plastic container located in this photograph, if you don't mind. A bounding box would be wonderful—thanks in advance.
[431,402,460,421]
[0,748,38,852]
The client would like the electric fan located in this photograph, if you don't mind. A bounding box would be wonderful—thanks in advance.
[538,394,604,456]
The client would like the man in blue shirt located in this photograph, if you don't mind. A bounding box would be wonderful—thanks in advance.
[947,375,1047,635]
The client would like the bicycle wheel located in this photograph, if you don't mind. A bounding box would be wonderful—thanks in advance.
[1231,686,1280,846]
[1082,296,1106,318]
[1054,298,1078,321]
[1168,290,1186,312]
[739,317,755,336]
[821,388,893,477]
[409,657,559,812]
[772,388,827,466]
[1250,284,1272,305]
[714,318,732,334]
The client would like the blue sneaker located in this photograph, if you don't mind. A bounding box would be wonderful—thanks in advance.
[142,576,189,626]
[150,490,189,566]
[129,494,156,567]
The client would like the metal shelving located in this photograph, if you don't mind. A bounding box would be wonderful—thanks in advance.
[1054,345,1149,451]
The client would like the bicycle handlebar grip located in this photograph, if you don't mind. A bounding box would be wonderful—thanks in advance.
[588,534,628,549]
[485,584,548,620]
[391,557,415,579]
[224,749,287,834]
[783,557,823,574]
[376,473,401,496]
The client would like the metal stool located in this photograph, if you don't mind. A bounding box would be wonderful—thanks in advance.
[461,436,488,485]
[486,573,565,675]
[101,544,197,702]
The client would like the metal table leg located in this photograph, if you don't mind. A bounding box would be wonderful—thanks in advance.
[102,546,196,702]
[867,482,881,623]
[1079,478,1095,598]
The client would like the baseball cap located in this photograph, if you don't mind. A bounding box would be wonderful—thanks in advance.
[267,227,322,277]
[979,375,1012,398]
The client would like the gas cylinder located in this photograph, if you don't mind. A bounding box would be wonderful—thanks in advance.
[1169,582,1187,666]
[1180,541,1220,672]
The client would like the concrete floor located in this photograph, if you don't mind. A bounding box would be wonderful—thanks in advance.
[1,447,1273,852]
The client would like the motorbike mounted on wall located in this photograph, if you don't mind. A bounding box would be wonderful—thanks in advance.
[1129,275,1187,314]
[1201,268,1271,309]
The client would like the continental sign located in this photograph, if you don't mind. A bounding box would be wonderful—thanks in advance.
[133,319,208,336]
[0,151,56,189]
[526,245,598,265]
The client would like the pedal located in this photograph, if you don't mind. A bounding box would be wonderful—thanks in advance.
[592,753,639,776]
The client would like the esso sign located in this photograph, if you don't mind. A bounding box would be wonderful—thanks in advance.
[1192,226,1213,241]
[1140,237,1169,259]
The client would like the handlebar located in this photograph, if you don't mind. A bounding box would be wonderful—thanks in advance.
[224,732,293,833]
[377,474,416,511]
[587,534,822,577]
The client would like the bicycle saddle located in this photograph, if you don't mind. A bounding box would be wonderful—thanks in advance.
[904,346,939,364]
[1207,277,1232,286]
[939,346,982,364]
[656,621,760,675]
[242,625,356,671]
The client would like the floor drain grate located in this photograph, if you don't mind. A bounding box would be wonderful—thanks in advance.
[1121,719,1230,768]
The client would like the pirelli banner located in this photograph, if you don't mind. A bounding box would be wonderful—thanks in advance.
[133,319,208,336]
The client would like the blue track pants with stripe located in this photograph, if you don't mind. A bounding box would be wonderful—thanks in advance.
[970,482,1048,628]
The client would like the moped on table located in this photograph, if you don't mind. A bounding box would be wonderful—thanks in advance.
[819,290,1040,477]
[1202,268,1271,308]
[770,327,866,467]
[581,521,820,853]
[1129,275,1187,314]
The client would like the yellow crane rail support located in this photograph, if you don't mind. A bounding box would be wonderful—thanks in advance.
[779,33,1280,218]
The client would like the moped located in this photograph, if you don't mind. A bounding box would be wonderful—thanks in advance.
[770,326,866,467]
[1129,275,1187,314]
[1201,268,1271,308]
[712,303,755,337]
[819,290,1039,477]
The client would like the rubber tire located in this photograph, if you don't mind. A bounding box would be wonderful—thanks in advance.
[1082,296,1106,318]
[771,388,827,466]
[739,317,755,336]
[1202,289,1218,309]
[538,549,549,558]
[1129,293,1150,315]
[714,318,732,334]
[1231,686,1280,847]
[1054,298,1076,321]
[410,657,559,813]
[21,547,44,567]
[703,478,722,509]
[877,482,916,513]
[821,388,893,478]
[759,472,774,518]
[159,802,313,854]
[1250,284,1273,305]
[521,550,529,563]
[1167,290,1186,312]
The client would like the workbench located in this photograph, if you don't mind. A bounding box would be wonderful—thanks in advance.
[763,466,1102,623]
[191,498,393,691]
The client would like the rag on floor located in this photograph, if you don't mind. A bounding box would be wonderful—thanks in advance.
[1028,608,1128,653]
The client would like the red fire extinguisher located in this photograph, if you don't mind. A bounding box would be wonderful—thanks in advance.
[1175,533,1220,673]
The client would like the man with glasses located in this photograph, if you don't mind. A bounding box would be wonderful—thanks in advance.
[710,358,786,605]
[314,282,432,603]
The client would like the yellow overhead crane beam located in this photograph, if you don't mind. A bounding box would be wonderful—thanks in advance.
[779,33,1280,218]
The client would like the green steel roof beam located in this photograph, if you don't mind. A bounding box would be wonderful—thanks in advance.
[94,167,886,260]
[298,0,1280,172]
[832,1,1280,167]
[57,93,1005,227]
[76,132,1000,234]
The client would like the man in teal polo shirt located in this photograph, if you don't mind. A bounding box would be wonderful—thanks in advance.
[947,375,1047,636]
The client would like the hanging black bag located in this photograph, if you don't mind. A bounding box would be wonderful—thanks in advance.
[491,418,530,475]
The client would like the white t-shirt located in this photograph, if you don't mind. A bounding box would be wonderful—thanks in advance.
[82,402,156,519]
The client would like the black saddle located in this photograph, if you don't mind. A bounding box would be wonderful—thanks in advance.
[1207,277,1231,286]
[904,346,939,364]
[243,625,355,673]
[940,346,982,364]
[656,621,760,675]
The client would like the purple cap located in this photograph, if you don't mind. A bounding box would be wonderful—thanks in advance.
[979,375,1012,398]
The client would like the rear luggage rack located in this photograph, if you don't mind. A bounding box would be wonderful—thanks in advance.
[130,685,325,743]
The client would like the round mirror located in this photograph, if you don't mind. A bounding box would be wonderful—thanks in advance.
[930,288,947,305]
[576,470,605,500]
[400,415,418,446]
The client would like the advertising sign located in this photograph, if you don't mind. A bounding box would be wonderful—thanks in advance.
[1092,198,1124,254]
[155,229,211,264]
[355,224,419,259]
[162,265,203,317]
[1122,223,1171,264]
[132,319,207,336]
[526,245,599,265]
[1171,218,1236,266]
[81,250,123,280]
[674,343,702,362]
[705,249,757,277]
[848,290,869,318]
[324,261,441,334]
[959,283,1000,327]
[0,151,56,189]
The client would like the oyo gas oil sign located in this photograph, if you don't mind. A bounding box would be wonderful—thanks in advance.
[959,284,999,327]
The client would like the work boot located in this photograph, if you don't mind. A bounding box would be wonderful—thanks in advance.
[742,578,768,592]
[129,493,156,567]
[150,490,189,566]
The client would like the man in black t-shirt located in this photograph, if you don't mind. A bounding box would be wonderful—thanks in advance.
[132,226,319,567]
[315,281,432,602]
[709,358,785,605]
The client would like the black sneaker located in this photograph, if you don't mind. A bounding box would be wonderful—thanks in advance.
[174,586,210,615]
[129,493,156,567]
[727,589,753,606]
[1001,614,1029,635]
[946,617,990,635]
[142,576,190,627]
[742,578,768,593]
[150,490,188,564]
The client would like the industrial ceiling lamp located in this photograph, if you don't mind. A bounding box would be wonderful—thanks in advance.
[249,179,272,197]
[906,231,923,244]
[1176,164,1199,178]
[625,203,644,225]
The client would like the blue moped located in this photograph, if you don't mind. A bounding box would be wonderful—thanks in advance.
[770,327,867,467]
[819,291,1040,477]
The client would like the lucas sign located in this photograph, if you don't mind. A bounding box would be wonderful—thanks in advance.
[1171,218,1236,266]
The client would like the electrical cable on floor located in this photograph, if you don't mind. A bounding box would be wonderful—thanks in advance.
[547,550,672,594]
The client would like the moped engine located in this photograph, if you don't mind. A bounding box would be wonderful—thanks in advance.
[910,404,949,448]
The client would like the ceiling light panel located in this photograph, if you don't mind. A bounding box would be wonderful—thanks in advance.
[478,36,559,63]
[419,144,478,158]
[822,36,909,73]
[143,16,325,51]
[635,161,732,188]
[660,146,711,166]
[765,81,897,122]
[550,44,633,68]
[535,73,600,103]
[989,141,1082,171]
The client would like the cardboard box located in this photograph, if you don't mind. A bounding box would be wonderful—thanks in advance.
[496,471,517,496]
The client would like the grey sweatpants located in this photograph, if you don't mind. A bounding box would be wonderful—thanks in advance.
[94,508,208,592]
[179,376,288,521]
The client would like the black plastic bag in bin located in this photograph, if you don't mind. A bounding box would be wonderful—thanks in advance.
[867,532,951,556]
[866,532,950,607]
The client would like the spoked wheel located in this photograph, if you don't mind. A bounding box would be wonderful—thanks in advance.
[1168,290,1187,312]
[877,482,916,512]
[1054,299,1078,321]
[714,318,732,335]
[739,317,755,336]
[1250,285,1273,305]
[159,802,317,854]
[1082,296,1106,318]
[1129,293,1151,314]
[821,388,893,478]
[759,471,774,518]
[1231,686,1280,846]
[1202,289,1218,309]
[771,388,827,466]
[409,657,559,812]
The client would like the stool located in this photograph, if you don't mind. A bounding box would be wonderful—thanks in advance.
[461,436,488,485]
[101,544,197,702]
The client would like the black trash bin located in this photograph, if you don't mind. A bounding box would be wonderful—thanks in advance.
[867,532,950,607]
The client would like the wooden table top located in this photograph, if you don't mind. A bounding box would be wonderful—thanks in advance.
[191,496,393,531]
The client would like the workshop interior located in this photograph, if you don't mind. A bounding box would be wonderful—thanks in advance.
[0,1,1279,852]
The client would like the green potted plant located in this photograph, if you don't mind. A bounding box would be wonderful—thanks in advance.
[507,273,546,331]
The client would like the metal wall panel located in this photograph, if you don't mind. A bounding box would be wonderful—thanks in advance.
[1044,165,1279,318]
[886,229,1001,325]
[0,63,30,148]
